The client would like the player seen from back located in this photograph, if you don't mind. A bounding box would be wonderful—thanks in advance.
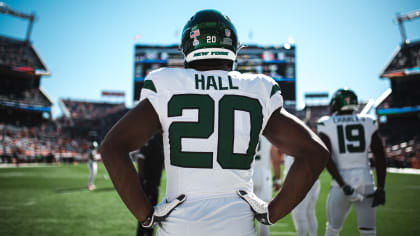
[100,9,329,236]
[317,89,386,236]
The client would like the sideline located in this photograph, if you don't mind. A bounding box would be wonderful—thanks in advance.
[0,163,61,168]
[1,164,420,175]
[387,167,420,175]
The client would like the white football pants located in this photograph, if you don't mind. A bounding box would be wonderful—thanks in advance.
[253,170,272,236]
[88,161,97,186]
[292,179,320,236]
[157,195,256,236]
[326,185,376,236]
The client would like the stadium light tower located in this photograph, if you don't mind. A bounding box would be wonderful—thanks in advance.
[0,2,36,42]
[395,10,420,44]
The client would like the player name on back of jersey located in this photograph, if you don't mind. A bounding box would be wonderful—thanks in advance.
[332,115,363,124]
[194,74,239,90]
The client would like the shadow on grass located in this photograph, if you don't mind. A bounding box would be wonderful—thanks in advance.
[55,187,114,193]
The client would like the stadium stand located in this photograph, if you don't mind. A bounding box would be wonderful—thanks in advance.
[0,36,48,70]
[0,5,129,164]
[60,99,126,120]
[376,12,420,168]
[0,35,52,125]
[0,38,128,164]
[0,101,129,164]
[58,99,128,141]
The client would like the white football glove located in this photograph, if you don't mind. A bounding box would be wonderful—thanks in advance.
[342,185,364,202]
[141,194,186,228]
[237,190,273,225]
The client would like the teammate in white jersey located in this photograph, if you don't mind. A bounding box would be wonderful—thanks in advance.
[87,141,100,191]
[317,89,386,236]
[100,9,329,236]
[272,147,320,236]
[252,136,273,236]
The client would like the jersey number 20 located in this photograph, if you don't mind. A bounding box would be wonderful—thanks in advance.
[168,94,263,170]
[336,124,366,153]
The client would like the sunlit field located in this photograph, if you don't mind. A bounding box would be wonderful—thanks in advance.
[1,163,419,235]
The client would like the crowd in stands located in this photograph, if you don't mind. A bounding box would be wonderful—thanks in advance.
[1,98,419,169]
[61,99,126,120]
[0,121,91,164]
[0,88,50,107]
[383,137,420,169]
[383,40,420,73]
[0,36,45,69]
[0,99,129,164]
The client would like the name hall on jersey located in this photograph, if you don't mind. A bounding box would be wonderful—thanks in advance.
[195,74,239,90]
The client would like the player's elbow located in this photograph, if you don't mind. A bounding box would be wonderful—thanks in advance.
[309,142,330,169]
[318,145,330,166]
[99,134,124,162]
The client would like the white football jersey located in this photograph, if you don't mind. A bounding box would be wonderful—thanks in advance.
[253,136,272,173]
[317,114,378,170]
[252,136,273,202]
[140,67,283,201]
[283,154,294,177]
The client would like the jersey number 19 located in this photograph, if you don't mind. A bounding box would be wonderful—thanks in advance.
[336,124,366,153]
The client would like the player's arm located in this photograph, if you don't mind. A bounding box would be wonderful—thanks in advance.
[368,131,386,207]
[263,108,329,222]
[318,132,345,187]
[371,131,386,189]
[100,99,160,222]
[270,145,283,191]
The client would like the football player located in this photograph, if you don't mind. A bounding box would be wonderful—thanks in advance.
[87,141,100,191]
[317,89,386,236]
[100,9,329,236]
[252,136,274,236]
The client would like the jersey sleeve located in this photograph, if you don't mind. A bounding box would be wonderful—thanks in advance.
[139,73,158,104]
[364,115,379,137]
[139,70,164,118]
[316,116,330,135]
[259,76,283,132]
[266,79,283,117]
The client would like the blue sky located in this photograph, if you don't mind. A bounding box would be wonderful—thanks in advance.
[1,0,419,117]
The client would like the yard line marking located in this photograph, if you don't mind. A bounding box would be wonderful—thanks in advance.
[269,232,296,235]
[387,168,420,175]
[0,163,58,168]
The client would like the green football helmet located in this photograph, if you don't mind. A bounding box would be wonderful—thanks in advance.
[329,88,358,114]
[180,9,239,64]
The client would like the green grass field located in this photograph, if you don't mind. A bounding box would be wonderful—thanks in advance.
[1,163,420,236]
